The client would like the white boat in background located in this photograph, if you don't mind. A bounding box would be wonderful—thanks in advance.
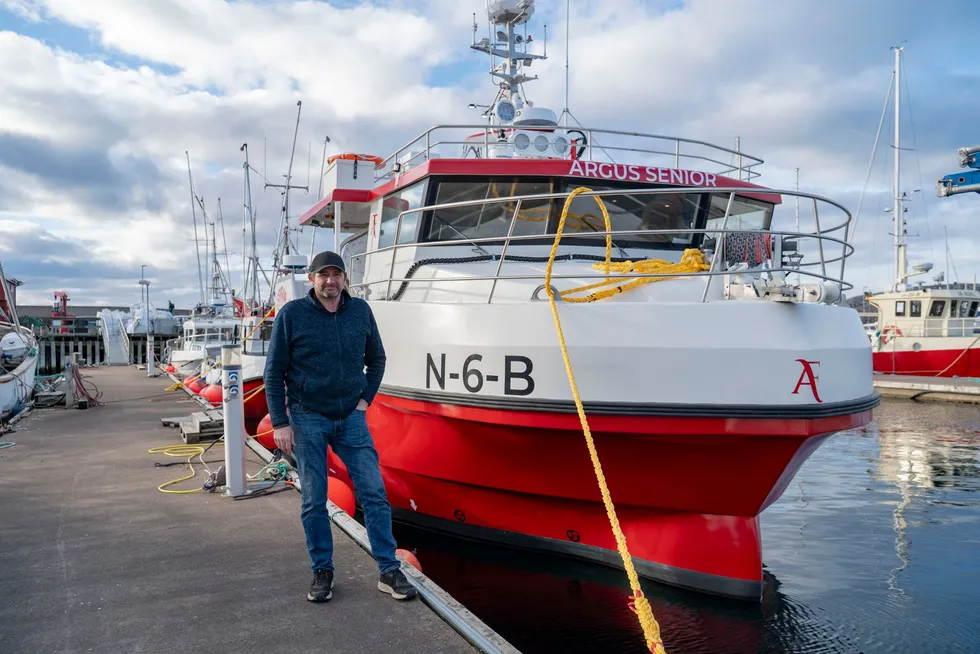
[0,264,38,421]
[164,162,240,378]
[165,304,239,377]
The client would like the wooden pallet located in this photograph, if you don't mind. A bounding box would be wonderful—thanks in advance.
[160,409,224,444]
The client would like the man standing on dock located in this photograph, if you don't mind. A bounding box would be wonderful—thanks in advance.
[263,250,417,603]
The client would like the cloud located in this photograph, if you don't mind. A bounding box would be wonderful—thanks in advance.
[0,0,978,308]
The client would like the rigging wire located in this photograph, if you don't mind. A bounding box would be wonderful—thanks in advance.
[858,72,894,291]
[852,71,894,246]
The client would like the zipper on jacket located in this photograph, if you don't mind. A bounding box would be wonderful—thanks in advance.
[333,312,345,416]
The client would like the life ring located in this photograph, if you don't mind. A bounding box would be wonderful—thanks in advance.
[327,153,385,169]
[880,324,902,345]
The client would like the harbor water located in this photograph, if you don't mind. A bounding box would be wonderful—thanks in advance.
[385,398,980,653]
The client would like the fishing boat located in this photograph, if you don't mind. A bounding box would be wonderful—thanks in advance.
[165,170,241,378]
[166,304,240,377]
[261,0,877,600]
[865,47,980,377]
[0,266,38,422]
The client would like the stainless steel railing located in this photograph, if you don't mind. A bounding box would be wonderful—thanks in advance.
[375,125,765,182]
[347,186,855,304]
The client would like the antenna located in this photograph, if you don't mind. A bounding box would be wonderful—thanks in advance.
[562,0,569,126]
[310,134,331,260]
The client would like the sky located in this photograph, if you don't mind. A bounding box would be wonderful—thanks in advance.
[0,0,977,310]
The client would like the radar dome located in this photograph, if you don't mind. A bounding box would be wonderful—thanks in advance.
[489,0,535,26]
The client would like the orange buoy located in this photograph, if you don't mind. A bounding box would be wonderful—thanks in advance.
[165,364,176,374]
[328,477,356,515]
[186,377,205,394]
[396,548,422,572]
[200,383,222,406]
[255,414,275,450]
[326,152,385,169]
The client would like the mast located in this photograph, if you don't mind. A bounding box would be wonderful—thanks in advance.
[892,46,906,291]
[185,152,206,307]
[217,198,232,298]
[263,101,309,309]
[265,101,308,264]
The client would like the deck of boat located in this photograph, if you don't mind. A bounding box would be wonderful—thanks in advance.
[0,366,481,653]
[874,373,980,404]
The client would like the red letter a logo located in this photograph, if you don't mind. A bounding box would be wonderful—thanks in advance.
[792,359,822,403]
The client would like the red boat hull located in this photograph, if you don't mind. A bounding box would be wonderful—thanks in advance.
[873,348,980,377]
[325,390,876,600]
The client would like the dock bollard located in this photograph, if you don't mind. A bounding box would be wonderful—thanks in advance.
[221,344,247,497]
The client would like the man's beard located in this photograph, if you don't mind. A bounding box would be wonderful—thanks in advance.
[317,285,340,299]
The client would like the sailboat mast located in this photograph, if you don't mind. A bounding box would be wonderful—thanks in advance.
[185,152,206,306]
[283,100,303,255]
[892,45,906,291]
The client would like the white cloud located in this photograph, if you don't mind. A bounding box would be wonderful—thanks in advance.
[1,0,978,307]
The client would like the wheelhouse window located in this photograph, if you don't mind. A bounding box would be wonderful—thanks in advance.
[895,301,906,317]
[705,195,773,235]
[559,182,703,249]
[425,178,553,242]
[910,300,921,317]
[341,229,369,288]
[379,180,428,249]
[929,300,946,317]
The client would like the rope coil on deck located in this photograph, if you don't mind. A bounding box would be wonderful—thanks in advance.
[545,186,667,654]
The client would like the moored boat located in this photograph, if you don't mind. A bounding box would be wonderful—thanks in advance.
[865,47,980,376]
[259,0,877,600]
[0,266,38,421]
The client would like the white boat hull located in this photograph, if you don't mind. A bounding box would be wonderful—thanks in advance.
[1,326,38,420]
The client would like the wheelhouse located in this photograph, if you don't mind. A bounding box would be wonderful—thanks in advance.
[300,158,782,298]
[869,287,980,340]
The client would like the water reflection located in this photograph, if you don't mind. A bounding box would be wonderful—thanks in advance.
[383,399,980,653]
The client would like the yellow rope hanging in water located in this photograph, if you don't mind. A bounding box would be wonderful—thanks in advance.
[544,186,667,654]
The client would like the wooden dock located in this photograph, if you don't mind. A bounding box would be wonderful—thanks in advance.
[874,373,980,403]
[1,366,516,654]
[33,333,167,374]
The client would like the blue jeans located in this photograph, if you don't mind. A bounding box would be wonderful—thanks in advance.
[288,403,400,575]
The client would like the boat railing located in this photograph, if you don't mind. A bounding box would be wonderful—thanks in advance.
[375,124,764,182]
[348,186,855,304]
[882,318,978,339]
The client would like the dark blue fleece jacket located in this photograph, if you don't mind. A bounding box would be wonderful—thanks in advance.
[263,288,386,428]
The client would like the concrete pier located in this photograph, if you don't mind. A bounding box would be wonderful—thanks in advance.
[874,373,980,403]
[0,367,494,653]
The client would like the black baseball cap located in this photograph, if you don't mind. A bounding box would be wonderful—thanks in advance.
[309,250,346,275]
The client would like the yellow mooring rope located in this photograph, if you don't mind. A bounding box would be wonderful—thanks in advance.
[545,186,667,653]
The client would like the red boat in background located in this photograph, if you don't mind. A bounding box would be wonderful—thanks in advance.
[863,48,980,377]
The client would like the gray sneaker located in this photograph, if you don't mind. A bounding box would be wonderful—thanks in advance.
[378,568,417,600]
[307,569,334,602]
